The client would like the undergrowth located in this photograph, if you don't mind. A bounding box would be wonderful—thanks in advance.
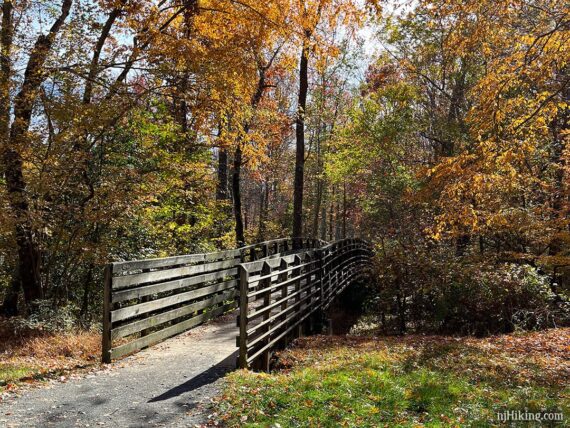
[0,317,100,393]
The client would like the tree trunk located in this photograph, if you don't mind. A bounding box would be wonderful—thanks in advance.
[0,0,12,151]
[1,263,20,317]
[312,180,322,237]
[217,148,229,200]
[257,181,269,241]
[231,55,271,247]
[0,0,20,315]
[82,4,123,104]
[328,186,335,241]
[232,146,245,247]
[2,0,72,309]
[320,205,327,241]
[293,43,309,248]
[312,130,323,238]
[342,181,347,239]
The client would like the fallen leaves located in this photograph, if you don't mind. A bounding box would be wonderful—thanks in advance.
[216,328,569,427]
[0,328,101,394]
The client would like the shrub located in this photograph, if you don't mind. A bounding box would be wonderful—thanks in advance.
[372,253,569,336]
[6,300,80,335]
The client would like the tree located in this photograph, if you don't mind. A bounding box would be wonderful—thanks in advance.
[291,0,367,246]
[1,0,72,310]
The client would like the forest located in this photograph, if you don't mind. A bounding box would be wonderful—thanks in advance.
[0,0,568,425]
[1,0,568,332]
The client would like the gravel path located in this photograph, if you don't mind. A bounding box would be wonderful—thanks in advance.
[0,313,238,427]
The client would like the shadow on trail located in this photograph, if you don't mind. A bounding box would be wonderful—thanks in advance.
[148,351,237,403]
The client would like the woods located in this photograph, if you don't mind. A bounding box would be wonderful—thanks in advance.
[0,1,568,426]
[0,0,568,334]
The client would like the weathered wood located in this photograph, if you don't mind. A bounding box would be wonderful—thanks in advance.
[246,304,317,366]
[241,251,317,276]
[113,254,207,274]
[112,259,237,289]
[103,237,371,366]
[246,286,320,341]
[279,258,289,327]
[112,269,237,303]
[247,282,313,321]
[247,265,319,298]
[238,265,249,368]
[111,279,237,322]
[102,264,112,364]
[111,289,236,340]
[259,262,272,371]
[237,238,373,370]
[110,302,235,360]
[112,238,298,273]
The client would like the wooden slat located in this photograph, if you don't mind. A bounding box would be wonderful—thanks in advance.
[248,266,319,298]
[246,279,316,321]
[111,289,236,340]
[247,304,317,365]
[238,265,249,368]
[113,254,206,273]
[112,269,237,303]
[111,280,237,322]
[246,286,320,339]
[204,249,241,261]
[112,259,237,289]
[110,302,236,360]
[240,251,317,275]
[111,239,305,274]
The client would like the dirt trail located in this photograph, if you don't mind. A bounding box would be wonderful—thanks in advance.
[0,313,238,427]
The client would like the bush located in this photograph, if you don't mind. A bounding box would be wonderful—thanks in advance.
[5,300,80,336]
[372,252,570,336]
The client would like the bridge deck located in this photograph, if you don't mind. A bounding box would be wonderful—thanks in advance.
[0,312,238,427]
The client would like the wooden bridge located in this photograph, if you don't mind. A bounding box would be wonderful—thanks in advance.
[102,238,373,370]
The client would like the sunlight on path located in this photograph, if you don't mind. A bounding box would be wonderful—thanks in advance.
[0,313,238,427]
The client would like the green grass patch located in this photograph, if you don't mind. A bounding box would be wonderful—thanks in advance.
[0,363,38,390]
[216,332,569,427]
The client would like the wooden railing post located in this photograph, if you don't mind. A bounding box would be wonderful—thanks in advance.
[318,248,324,310]
[238,264,249,369]
[102,263,113,364]
[315,248,325,333]
[278,258,289,348]
[322,247,329,308]
[293,254,303,338]
[257,261,272,371]
[306,253,315,334]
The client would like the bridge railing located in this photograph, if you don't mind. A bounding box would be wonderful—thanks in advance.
[102,237,324,363]
[237,238,372,370]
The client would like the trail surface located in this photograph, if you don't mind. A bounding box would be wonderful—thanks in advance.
[0,313,237,427]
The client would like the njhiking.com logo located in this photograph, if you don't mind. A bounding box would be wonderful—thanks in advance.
[496,409,564,423]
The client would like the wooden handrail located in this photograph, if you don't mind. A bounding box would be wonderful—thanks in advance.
[102,237,327,363]
[237,238,373,371]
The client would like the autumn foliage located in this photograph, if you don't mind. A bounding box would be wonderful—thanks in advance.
[0,0,567,335]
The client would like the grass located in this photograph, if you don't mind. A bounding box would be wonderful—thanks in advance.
[0,364,37,387]
[0,319,100,393]
[216,328,569,427]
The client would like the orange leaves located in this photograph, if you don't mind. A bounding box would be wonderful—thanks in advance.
[408,0,570,253]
